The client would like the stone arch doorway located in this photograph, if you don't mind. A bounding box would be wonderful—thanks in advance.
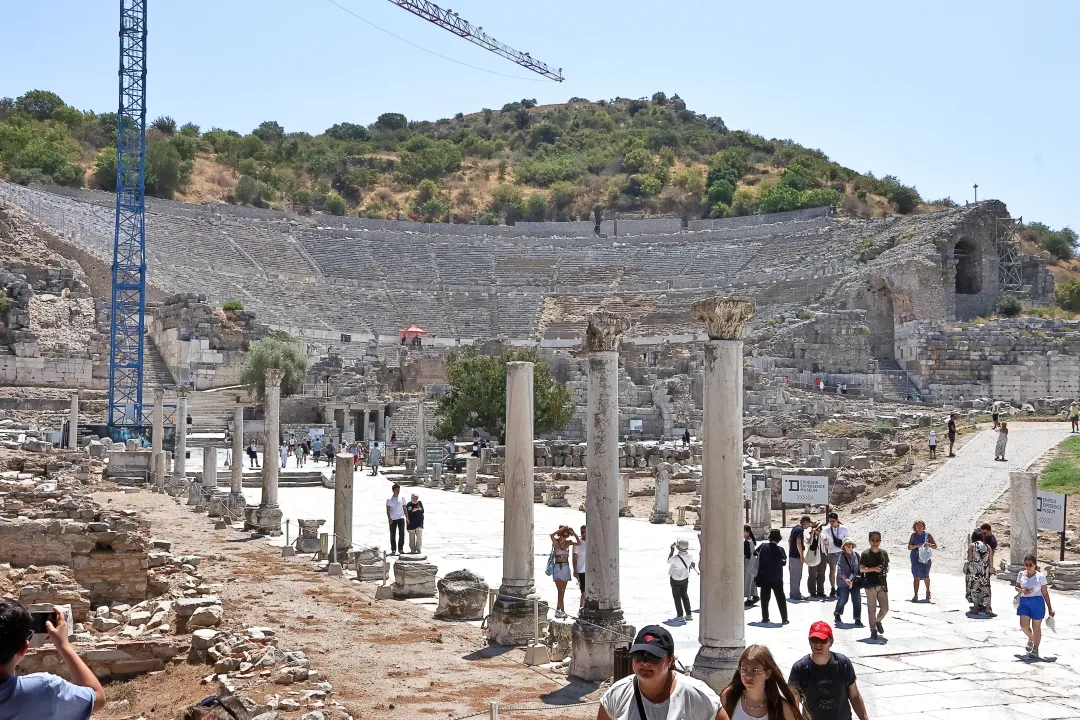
[866,279,895,360]
[954,238,981,295]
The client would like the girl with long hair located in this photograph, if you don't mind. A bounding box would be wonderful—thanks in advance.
[720,645,805,720]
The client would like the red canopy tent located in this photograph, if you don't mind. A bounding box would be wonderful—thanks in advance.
[399,325,429,344]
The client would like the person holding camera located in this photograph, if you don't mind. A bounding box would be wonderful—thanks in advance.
[0,598,105,718]
[549,525,581,618]
[668,538,697,622]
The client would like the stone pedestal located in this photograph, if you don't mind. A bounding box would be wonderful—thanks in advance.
[544,484,570,507]
[618,473,632,517]
[464,457,478,494]
[187,479,203,506]
[203,448,221,515]
[250,369,284,536]
[152,452,167,492]
[431,462,442,488]
[295,519,325,553]
[333,455,354,559]
[690,297,755,691]
[355,546,386,581]
[484,476,501,497]
[750,488,771,539]
[1008,471,1038,576]
[547,617,575,662]
[68,391,79,449]
[392,561,438,598]
[572,313,635,681]
[172,389,189,485]
[489,362,539,646]
[651,463,672,524]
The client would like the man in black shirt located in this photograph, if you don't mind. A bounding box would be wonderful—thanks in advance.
[406,493,425,554]
[859,531,889,640]
[788,516,811,601]
[788,622,869,720]
[947,413,957,457]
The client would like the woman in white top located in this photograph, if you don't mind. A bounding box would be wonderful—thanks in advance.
[1015,554,1056,658]
[668,539,697,622]
[719,645,803,720]
[573,525,587,608]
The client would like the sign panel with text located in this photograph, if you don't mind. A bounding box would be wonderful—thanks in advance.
[781,475,829,506]
[1037,491,1067,533]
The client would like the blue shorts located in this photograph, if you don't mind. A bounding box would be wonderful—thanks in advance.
[553,562,572,582]
[1018,595,1046,621]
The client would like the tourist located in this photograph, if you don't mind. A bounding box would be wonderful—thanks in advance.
[1070,401,1080,433]
[597,625,721,720]
[755,529,788,625]
[445,440,455,457]
[549,525,580,619]
[182,696,251,720]
[1016,554,1055,658]
[668,538,697,622]
[992,400,1001,429]
[788,622,869,720]
[947,413,957,457]
[403,431,410,445]
[994,422,1009,461]
[390,431,397,448]
[822,512,847,599]
[978,522,998,613]
[189,371,196,391]
[719,644,803,720]
[279,441,288,470]
[312,437,322,463]
[907,520,937,602]
[965,529,994,616]
[745,444,755,458]
[787,516,810,602]
[246,440,259,469]
[294,441,305,468]
[833,539,863,627]
[928,429,937,459]
[0,599,105,717]
[471,439,480,457]
[743,525,759,606]
[369,442,383,476]
[350,441,361,469]
[405,492,424,554]
[859,531,889,640]
[573,525,587,608]
[325,440,336,467]
[805,522,826,598]
[683,429,691,447]
[385,483,406,556]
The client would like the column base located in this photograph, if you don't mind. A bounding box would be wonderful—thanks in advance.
[649,510,672,524]
[186,482,202,506]
[691,644,743,693]
[224,491,246,520]
[487,593,546,647]
[569,611,635,681]
[207,495,227,518]
[246,504,283,536]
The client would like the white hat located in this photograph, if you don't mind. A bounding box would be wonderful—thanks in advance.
[676,539,690,550]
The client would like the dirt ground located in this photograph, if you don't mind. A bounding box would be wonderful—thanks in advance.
[91,490,602,720]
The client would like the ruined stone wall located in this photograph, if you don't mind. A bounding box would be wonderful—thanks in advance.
[755,311,872,373]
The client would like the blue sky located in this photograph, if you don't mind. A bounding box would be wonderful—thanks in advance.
[2,0,1077,229]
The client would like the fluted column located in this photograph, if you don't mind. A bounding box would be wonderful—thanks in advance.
[572,313,635,680]
[171,388,189,486]
[151,389,164,488]
[252,369,284,535]
[651,462,671,524]
[416,400,427,476]
[333,454,354,557]
[227,405,246,517]
[488,362,544,645]
[690,297,756,691]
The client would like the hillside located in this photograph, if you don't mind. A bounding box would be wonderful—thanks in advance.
[1,89,962,226]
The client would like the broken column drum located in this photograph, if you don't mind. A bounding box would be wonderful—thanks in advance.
[68,390,79,450]
[488,361,546,645]
[201,447,218,504]
[333,455,354,558]
[572,313,635,681]
[1009,471,1038,575]
[690,296,756,692]
[464,456,478,493]
[151,389,165,488]
[251,369,284,535]
[651,463,672,524]
[227,405,246,517]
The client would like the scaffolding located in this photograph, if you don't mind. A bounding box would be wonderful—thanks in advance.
[996,215,1025,295]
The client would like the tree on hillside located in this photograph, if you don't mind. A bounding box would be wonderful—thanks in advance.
[325,122,369,141]
[1026,222,1078,261]
[145,141,184,198]
[14,90,64,120]
[433,349,574,443]
[253,120,285,143]
[375,113,408,131]
[240,335,309,401]
[151,116,177,135]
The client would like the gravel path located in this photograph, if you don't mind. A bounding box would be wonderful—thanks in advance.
[846,422,1070,569]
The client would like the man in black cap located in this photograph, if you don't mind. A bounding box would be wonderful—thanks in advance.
[597,625,722,720]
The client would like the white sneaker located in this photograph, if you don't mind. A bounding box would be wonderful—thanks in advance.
[684,614,693,621]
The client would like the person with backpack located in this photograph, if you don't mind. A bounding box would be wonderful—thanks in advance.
[860,531,890,640]
[668,538,697,622]
[755,529,789,625]
[822,512,848,599]
[833,539,864,627]
[246,440,259,469]
[804,522,826,598]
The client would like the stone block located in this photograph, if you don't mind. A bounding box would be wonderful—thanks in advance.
[434,569,488,620]
[391,562,437,599]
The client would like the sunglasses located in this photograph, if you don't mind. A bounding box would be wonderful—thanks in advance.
[197,697,238,720]
[809,637,830,645]
[631,651,665,665]
[738,666,764,677]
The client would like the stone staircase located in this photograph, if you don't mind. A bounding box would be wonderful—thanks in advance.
[877,359,921,401]
[186,386,251,432]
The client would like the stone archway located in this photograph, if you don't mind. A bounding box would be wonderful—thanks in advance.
[954,238,981,295]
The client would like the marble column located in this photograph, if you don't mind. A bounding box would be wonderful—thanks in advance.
[171,388,189,486]
[227,406,246,517]
[151,389,164,488]
[651,462,672,524]
[750,487,771,540]
[488,361,545,645]
[464,456,478,493]
[202,447,220,514]
[252,369,284,535]
[1008,471,1038,575]
[67,390,79,450]
[619,473,631,517]
[333,455,354,560]
[571,313,635,681]
[416,400,427,476]
[690,296,756,692]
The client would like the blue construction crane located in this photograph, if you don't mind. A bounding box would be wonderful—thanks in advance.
[107,0,148,428]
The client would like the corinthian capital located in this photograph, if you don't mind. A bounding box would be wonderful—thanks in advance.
[585,312,631,352]
[265,368,286,388]
[692,297,756,340]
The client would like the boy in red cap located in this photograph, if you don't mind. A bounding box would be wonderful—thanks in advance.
[787,621,869,720]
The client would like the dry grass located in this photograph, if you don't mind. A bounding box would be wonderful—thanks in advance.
[96,663,211,720]
[175,155,235,204]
